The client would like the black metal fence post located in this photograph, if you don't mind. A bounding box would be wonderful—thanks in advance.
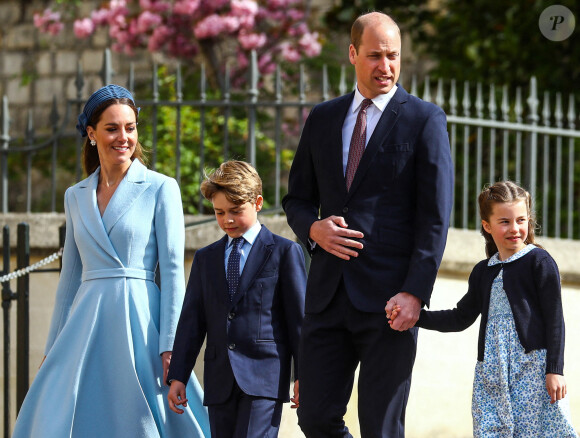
[2,225,13,438]
[16,223,29,413]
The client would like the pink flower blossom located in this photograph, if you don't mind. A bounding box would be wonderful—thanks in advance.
[238,31,266,50]
[286,9,304,21]
[33,9,64,35]
[279,42,301,63]
[299,32,321,57]
[192,12,241,33]
[236,14,254,29]
[136,11,163,33]
[47,22,64,36]
[140,0,171,13]
[73,18,95,38]
[110,0,128,9]
[221,15,242,33]
[265,0,291,8]
[173,0,200,15]
[148,25,172,51]
[91,8,111,25]
[231,0,258,17]
[289,22,308,37]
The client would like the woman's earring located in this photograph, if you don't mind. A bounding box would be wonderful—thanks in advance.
[90,140,96,146]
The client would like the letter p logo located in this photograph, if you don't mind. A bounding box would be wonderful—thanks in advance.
[540,6,575,41]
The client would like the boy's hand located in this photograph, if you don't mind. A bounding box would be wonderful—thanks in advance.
[168,380,188,414]
[546,373,567,404]
[291,380,299,409]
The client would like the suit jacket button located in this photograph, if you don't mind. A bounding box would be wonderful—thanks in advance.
[228,312,236,320]
[228,343,236,350]
[342,207,348,213]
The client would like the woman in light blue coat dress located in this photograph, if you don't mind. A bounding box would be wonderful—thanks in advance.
[12,85,210,437]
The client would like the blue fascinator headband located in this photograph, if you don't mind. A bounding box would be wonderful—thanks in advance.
[76,84,139,137]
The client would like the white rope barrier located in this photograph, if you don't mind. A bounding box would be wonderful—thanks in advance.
[0,248,64,284]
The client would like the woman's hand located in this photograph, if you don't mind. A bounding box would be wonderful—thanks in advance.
[161,351,172,386]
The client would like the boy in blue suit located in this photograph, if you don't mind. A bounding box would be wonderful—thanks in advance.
[167,160,307,438]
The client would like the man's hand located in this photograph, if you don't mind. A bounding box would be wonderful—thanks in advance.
[546,373,567,404]
[167,380,188,414]
[309,216,364,260]
[385,292,421,331]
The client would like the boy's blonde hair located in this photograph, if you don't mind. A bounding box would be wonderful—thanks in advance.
[478,180,542,257]
[201,160,262,205]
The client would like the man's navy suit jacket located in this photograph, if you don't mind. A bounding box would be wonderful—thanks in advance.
[283,85,454,313]
[167,225,307,405]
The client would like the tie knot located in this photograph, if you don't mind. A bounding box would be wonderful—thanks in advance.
[360,98,373,112]
[231,237,244,248]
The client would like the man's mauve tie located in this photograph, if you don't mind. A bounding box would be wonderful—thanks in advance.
[345,98,373,191]
[227,237,243,301]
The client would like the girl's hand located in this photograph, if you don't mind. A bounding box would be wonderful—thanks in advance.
[546,373,567,404]
[385,301,401,324]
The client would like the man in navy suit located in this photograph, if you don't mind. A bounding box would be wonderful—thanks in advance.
[282,12,454,437]
[167,161,306,438]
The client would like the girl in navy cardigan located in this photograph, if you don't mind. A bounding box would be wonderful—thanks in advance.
[388,181,577,437]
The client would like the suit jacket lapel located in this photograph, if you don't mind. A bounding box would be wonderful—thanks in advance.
[232,226,274,307]
[346,86,406,199]
[101,160,152,234]
[71,170,120,261]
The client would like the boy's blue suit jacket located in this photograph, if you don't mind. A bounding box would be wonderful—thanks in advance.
[167,225,307,405]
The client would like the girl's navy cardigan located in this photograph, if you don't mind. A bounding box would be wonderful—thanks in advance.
[416,247,565,375]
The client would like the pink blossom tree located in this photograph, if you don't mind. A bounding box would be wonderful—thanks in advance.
[34,0,322,88]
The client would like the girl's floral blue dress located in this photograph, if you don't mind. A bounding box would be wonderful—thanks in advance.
[472,244,578,437]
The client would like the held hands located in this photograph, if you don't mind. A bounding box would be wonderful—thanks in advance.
[546,373,567,404]
[385,292,421,331]
[167,380,188,414]
[309,216,364,260]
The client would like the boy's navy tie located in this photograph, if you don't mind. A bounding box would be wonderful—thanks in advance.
[227,237,244,301]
